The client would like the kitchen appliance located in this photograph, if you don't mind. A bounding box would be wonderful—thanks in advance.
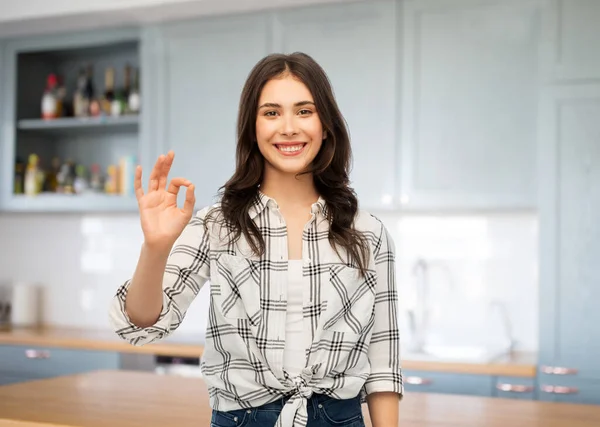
[0,283,42,327]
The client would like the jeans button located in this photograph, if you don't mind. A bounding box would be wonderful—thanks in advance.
[318,403,323,408]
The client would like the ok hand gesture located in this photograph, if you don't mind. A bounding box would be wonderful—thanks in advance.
[135,151,195,251]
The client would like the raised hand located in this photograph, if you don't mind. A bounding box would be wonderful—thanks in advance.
[135,151,195,250]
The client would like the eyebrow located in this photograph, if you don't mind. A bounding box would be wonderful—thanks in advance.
[258,101,315,109]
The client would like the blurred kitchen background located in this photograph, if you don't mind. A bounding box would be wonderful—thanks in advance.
[0,0,598,405]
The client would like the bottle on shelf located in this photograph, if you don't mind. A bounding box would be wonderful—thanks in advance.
[111,64,130,117]
[74,165,90,194]
[89,163,104,193]
[14,157,25,195]
[101,67,116,116]
[42,157,61,193]
[57,159,76,194]
[24,154,44,196]
[121,64,132,113]
[73,68,90,118]
[41,74,62,120]
[104,165,119,194]
[128,67,141,115]
[119,155,136,196]
[85,65,101,117]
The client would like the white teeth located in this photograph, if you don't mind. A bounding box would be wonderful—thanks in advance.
[278,144,304,152]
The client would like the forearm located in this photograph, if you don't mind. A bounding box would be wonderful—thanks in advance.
[125,243,171,327]
[366,392,399,427]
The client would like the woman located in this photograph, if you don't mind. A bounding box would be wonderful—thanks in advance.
[110,52,403,427]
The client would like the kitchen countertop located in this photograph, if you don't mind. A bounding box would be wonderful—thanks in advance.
[0,325,537,377]
[0,325,204,358]
[403,351,537,377]
[1,370,598,427]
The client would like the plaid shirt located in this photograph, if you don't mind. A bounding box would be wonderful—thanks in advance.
[109,192,403,426]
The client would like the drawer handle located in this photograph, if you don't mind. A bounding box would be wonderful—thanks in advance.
[496,383,534,393]
[540,365,578,375]
[25,349,51,359]
[540,385,579,394]
[405,376,432,386]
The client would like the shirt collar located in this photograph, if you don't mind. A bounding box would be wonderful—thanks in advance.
[248,191,328,219]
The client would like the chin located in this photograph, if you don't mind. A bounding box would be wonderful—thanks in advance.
[266,159,311,176]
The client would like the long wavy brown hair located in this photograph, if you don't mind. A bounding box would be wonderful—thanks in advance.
[211,52,369,275]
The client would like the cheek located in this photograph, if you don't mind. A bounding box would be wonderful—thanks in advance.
[307,119,324,143]
[255,118,277,142]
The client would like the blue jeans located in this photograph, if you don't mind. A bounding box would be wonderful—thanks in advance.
[210,394,366,427]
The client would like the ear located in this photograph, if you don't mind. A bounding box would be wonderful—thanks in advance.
[322,130,328,140]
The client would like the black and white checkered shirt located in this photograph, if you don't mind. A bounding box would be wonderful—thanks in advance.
[110,192,403,426]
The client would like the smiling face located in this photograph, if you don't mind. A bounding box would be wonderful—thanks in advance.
[255,73,326,178]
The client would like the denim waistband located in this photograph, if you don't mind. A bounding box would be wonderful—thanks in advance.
[258,393,359,412]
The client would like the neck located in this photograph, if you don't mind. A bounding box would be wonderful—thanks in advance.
[260,166,320,208]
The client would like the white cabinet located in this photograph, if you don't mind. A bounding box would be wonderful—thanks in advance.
[142,0,545,213]
[148,14,271,209]
[541,0,600,82]
[399,0,542,210]
[272,0,398,210]
[538,83,600,401]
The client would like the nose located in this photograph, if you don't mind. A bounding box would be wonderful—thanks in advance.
[279,114,298,136]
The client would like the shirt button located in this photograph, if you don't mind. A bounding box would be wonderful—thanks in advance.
[305,258,312,265]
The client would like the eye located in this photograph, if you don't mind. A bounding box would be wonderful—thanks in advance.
[298,109,313,116]
[264,111,278,117]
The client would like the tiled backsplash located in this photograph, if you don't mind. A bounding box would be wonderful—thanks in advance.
[0,209,538,351]
[375,211,538,353]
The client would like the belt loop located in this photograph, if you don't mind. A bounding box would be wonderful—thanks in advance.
[311,394,319,420]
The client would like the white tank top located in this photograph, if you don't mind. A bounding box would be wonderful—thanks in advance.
[283,260,307,378]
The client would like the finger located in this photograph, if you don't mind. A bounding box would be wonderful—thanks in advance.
[167,177,191,195]
[159,150,175,190]
[134,165,144,201]
[183,184,196,215]
[149,155,164,191]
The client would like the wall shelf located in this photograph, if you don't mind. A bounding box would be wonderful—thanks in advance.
[5,193,138,212]
[17,116,139,133]
[1,29,142,213]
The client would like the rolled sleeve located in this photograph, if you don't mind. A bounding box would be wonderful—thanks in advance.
[108,206,212,346]
[364,221,404,398]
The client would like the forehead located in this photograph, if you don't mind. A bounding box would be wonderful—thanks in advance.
[259,75,314,103]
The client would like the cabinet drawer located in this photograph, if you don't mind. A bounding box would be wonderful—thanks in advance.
[538,376,600,405]
[403,370,494,397]
[0,345,120,378]
[492,376,536,400]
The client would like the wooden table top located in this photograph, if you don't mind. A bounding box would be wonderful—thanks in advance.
[0,370,598,427]
[0,421,70,427]
[0,325,537,377]
[0,421,67,427]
